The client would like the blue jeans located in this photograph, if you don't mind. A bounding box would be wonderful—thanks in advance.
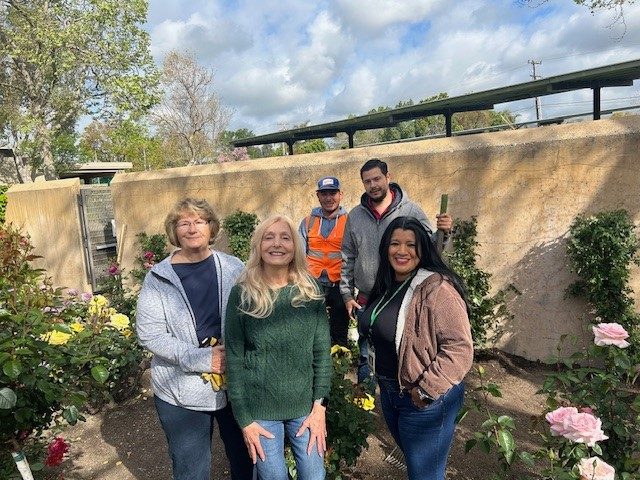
[154,396,254,480]
[378,376,464,480]
[255,416,325,480]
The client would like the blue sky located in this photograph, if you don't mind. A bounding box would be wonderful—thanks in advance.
[145,0,640,134]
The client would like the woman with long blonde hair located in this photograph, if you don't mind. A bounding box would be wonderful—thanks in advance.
[225,214,331,480]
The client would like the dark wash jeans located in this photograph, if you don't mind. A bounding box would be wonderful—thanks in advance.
[377,376,464,480]
[154,396,254,480]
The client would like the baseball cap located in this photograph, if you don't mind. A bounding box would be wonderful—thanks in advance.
[316,176,340,191]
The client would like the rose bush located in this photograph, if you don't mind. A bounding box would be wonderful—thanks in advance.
[0,223,145,479]
[539,321,639,478]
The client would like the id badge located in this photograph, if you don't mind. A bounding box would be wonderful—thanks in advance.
[367,343,376,374]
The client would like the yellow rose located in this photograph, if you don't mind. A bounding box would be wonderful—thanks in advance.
[70,322,84,333]
[109,313,130,332]
[330,345,351,356]
[353,393,375,411]
[90,295,108,307]
[42,330,72,345]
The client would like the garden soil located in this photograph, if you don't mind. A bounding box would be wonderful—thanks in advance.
[60,354,549,480]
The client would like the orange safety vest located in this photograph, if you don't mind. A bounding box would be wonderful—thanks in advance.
[305,214,347,283]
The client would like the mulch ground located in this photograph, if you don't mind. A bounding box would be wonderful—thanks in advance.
[59,354,550,479]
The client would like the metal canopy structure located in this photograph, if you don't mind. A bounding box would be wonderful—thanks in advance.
[233,59,640,155]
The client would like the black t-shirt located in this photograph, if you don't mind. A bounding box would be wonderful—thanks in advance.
[172,255,221,346]
[360,280,411,378]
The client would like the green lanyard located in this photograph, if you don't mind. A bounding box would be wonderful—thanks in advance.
[369,274,414,328]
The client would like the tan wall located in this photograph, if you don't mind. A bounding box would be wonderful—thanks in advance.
[112,116,640,361]
[6,117,637,360]
[5,178,91,293]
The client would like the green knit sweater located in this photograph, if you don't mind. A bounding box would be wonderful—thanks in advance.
[224,284,331,428]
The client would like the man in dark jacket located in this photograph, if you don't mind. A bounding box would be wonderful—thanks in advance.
[339,158,452,384]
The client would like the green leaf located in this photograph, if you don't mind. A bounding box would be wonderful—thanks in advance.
[3,359,22,379]
[91,365,109,384]
[497,415,515,429]
[53,323,73,334]
[518,451,535,467]
[496,429,515,464]
[464,438,477,452]
[591,443,603,456]
[63,405,79,425]
[0,352,10,365]
[0,387,17,409]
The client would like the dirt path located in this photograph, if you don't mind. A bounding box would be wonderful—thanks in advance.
[60,357,549,479]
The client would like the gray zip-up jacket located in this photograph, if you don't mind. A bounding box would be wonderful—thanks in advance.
[340,183,433,303]
[136,249,244,411]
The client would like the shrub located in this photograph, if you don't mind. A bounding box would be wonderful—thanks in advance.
[537,210,640,478]
[222,211,259,262]
[129,232,169,285]
[0,185,8,224]
[0,223,144,478]
[287,346,375,479]
[539,323,639,479]
[566,210,640,339]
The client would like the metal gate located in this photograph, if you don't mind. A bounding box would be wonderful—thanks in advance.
[78,186,117,292]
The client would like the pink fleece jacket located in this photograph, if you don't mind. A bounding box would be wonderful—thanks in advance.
[396,270,474,399]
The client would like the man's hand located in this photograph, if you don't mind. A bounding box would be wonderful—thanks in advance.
[296,402,327,455]
[435,213,453,233]
[211,345,226,374]
[242,422,275,464]
[344,299,362,318]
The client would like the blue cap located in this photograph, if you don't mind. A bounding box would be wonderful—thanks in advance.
[316,176,340,191]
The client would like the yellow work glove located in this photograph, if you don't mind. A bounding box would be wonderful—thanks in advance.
[201,337,226,391]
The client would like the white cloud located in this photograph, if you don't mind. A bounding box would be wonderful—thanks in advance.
[150,12,253,62]
[325,66,378,116]
[146,0,640,132]
[334,0,443,33]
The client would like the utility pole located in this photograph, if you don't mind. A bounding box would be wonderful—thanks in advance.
[529,59,542,121]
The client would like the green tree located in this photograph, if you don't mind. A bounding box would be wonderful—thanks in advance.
[78,119,164,170]
[294,138,328,154]
[0,0,159,181]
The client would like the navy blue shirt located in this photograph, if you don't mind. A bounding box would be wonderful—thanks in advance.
[173,256,221,346]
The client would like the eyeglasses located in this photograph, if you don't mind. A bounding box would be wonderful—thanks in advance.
[176,220,209,230]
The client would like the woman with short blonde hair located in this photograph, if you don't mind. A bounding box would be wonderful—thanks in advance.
[164,197,220,247]
[136,197,252,480]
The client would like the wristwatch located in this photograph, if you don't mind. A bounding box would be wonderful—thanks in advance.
[314,397,329,408]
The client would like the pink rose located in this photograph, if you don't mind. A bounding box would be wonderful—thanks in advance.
[545,406,578,436]
[107,263,120,276]
[144,251,155,261]
[577,456,615,480]
[561,412,608,447]
[593,323,630,348]
[81,292,93,302]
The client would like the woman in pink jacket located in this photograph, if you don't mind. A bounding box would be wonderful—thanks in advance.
[359,216,473,480]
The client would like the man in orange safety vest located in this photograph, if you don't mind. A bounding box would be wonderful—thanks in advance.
[299,176,350,346]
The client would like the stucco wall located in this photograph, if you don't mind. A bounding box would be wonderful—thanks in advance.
[5,178,91,292]
[5,116,637,360]
[112,116,640,361]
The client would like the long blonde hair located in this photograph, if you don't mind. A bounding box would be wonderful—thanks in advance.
[238,214,323,318]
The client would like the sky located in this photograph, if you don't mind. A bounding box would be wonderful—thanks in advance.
[145,0,640,135]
